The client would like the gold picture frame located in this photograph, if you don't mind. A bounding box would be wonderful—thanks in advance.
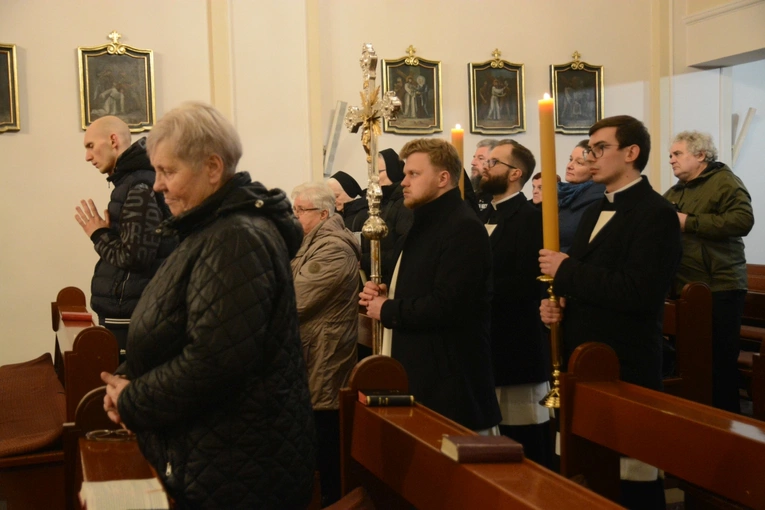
[382,45,442,135]
[0,43,20,133]
[468,49,525,135]
[550,52,604,134]
[78,31,155,133]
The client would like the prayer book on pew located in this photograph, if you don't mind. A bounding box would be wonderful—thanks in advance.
[79,478,169,509]
[441,434,524,463]
[358,389,415,406]
[60,310,93,321]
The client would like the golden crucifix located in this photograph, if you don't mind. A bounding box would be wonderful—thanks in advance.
[345,43,401,355]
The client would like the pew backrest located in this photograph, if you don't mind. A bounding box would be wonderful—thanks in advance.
[340,356,621,509]
[561,342,765,509]
[662,282,713,405]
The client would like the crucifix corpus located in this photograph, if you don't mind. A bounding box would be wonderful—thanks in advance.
[345,43,401,355]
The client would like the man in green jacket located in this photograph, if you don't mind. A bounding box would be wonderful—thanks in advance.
[664,131,754,413]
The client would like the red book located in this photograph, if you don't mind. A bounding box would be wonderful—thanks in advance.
[61,311,93,322]
[357,390,415,407]
[441,434,524,463]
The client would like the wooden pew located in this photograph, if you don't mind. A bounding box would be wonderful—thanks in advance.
[739,328,765,421]
[52,287,119,421]
[560,342,765,509]
[662,282,713,405]
[738,265,765,411]
[0,354,67,510]
[744,263,765,329]
[339,355,621,509]
[62,387,165,510]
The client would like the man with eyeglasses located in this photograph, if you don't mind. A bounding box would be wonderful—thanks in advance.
[479,140,551,467]
[539,115,681,509]
[359,138,501,434]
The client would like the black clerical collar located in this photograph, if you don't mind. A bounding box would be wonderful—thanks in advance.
[490,191,521,210]
[603,176,652,211]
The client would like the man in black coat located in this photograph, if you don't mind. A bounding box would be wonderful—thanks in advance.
[74,116,174,361]
[359,138,501,433]
[540,115,681,509]
[479,139,551,466]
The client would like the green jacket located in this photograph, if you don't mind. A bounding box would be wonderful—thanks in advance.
[663,162,753,294]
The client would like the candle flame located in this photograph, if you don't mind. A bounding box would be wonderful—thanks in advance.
[455,123,462,129]
[543,93,550,100]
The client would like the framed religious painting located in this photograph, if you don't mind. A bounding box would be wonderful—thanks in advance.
[0,43,20,133]
[78,31,156,133]
[468,49,525,135]
[550,51,604,134]
[382,45,442,134]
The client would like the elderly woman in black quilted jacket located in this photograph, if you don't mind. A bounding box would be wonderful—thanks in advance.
[100,102,316,509]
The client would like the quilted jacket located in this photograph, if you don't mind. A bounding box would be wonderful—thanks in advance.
[117,172,316,509]
[90,137,175,322]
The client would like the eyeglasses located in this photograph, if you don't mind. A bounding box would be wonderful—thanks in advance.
[582,143,618,160]
[486,158,518,171]
[293,206,319,216]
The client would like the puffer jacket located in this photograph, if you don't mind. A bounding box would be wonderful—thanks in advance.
[117,172,315,509]
[90,137,175,322]
[663,162,754,294]
[291,214,360,410]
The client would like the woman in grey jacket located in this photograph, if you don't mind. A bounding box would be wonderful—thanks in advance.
[291,181,360,507]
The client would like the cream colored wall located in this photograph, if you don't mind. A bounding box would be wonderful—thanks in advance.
[228,0,315,192]
[1,0,762,365]
[0,0,212,365]
[683,0,765,67]
[317,0,656,199]
[671,0,765,263]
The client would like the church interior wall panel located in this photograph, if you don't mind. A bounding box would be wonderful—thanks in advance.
[0,0,210,365]
[228,0,314,194]
[1,0,762,366]
[671,0,765,264]
[730,59,765,263]
[316,0,653,200]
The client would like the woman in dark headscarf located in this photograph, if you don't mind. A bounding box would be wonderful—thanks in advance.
[359,148,413,286]
[328,171,368,232]
[558,139,606,253]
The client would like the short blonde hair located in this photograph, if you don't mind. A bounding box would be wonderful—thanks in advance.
[399,138,461,185]
[147,102,242,177]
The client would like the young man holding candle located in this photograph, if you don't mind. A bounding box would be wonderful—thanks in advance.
[358,138,502,434]
[538,115,682,509]
[479,139,551,467]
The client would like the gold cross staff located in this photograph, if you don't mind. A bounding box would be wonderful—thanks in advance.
[344,43,401,355]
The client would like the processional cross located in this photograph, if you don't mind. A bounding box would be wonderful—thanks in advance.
[345,43,401,355]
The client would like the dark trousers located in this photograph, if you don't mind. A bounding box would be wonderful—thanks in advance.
[711,290,746,413]
[620,479,666,510]
[499,423,553,470]
[314,410,341,507]
[100,320,128,364]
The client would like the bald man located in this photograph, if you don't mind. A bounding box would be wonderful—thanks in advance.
[74,116,175,361]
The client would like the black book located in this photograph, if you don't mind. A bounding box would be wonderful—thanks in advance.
[357,389,415,407]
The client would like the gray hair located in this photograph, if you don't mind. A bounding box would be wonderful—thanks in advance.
[291,182,336,216]
[146,101,242,177]
[673,131,717,162]
[476,139,499,151]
